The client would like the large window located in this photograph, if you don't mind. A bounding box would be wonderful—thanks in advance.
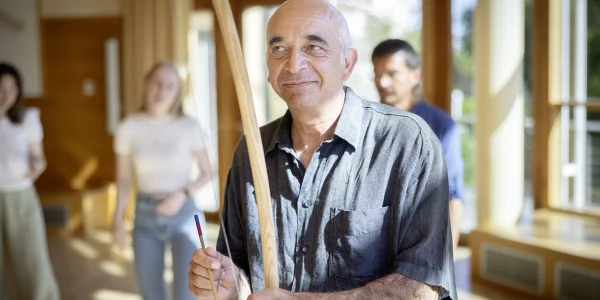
[555,0,600,210]
[452,0,535,231]
[451,0,477,232]
[337,0,422,102]
[242,6,284,126]
[584,0,600,208]
[187,10,220,211]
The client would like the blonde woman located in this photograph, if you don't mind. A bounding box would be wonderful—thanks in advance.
[112,61,211,300]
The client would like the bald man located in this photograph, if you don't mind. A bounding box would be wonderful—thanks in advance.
[188,1,457,299]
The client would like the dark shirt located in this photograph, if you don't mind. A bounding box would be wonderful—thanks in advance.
[217,87,457,299]
[412,102,464,201]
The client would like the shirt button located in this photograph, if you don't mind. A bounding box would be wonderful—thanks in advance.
[302,201,311,208]
[302,245,309,253]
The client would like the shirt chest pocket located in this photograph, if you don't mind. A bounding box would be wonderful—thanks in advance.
[327,206,394,284]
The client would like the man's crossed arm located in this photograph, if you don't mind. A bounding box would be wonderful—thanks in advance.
[250,273,439,300]
[189,248,440,300]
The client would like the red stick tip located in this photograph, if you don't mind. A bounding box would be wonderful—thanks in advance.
[194,214,203,236]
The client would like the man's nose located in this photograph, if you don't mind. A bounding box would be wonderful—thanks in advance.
[285,48,308,73]
[378,75,392,88]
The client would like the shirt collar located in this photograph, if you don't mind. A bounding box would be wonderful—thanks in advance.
[265,110,293,154]
[333,86,363,149]
[265,86,364,154]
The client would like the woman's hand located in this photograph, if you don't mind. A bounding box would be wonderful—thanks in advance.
[156,191,187,216]
[27,158,44,180]
[27,141,46,181]
[112,219,127,250]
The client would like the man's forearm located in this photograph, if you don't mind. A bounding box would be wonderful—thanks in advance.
[294,273,439,300]
[449,198,463,250]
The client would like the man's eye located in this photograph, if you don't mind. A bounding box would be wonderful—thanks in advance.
[308,45,323,51]
[272,46,285,52]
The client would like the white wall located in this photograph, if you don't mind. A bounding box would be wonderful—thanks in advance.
[41,0,120,18]
[0,0,42,97]
[0,0,121,98]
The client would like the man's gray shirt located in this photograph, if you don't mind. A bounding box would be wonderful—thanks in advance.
[217,87,457,299]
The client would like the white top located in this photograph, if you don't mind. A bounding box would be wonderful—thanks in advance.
[0,108,43,192]
[114,113,205,194]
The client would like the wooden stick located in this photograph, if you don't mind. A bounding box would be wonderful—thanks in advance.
[195,215,218,300]
[210,0,280,289]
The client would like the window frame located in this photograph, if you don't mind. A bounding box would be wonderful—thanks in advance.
[533,0,600,217]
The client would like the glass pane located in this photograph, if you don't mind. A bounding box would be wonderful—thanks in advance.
[559,105,600,209]
[558,0,600,210]
[587,0,600,206]
[451,0,477,231]
[587,0,600,97]
[452,0,476,117]
[524,0,534,206]
[188,10,220,207]
[338,0,422,102]
[242,6,282,126]
[587,110,600,207]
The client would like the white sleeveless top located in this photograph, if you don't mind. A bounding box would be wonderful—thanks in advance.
[0,108,43,192]
[114,113,206,194]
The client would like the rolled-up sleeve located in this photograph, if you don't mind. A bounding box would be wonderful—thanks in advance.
[392,134,457,300]
[441,124,464,201]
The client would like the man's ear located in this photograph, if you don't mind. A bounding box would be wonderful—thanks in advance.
[411,68,422,85]
[266,52,271,84]
[342,48,358,81]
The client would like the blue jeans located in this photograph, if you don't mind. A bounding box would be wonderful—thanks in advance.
[133,194,205,300]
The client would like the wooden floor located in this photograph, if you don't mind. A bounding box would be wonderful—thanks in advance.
[45,223,219,300]
[6,222,523,299]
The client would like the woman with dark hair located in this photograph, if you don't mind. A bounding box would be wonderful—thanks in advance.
[0,62,60,299]
[112,61,212,300]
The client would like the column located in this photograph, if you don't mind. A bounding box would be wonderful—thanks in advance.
[474,0,524,227]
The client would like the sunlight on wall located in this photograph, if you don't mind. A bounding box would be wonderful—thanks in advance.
[0,0,42,96]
